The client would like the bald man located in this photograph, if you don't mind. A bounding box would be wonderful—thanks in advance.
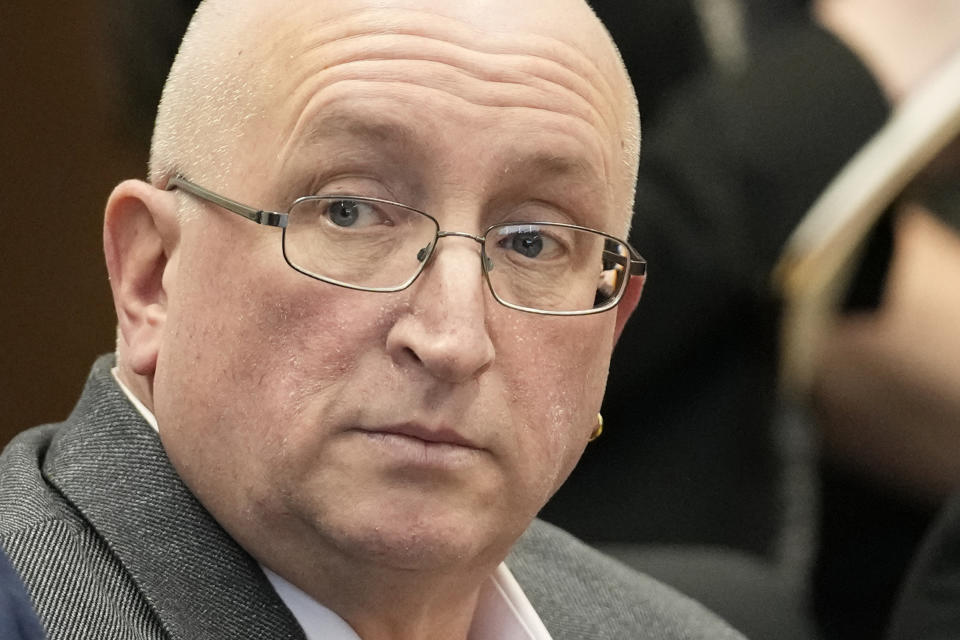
[0,1,743,638]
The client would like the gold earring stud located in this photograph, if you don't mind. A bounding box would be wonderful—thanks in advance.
[589,413,604,441]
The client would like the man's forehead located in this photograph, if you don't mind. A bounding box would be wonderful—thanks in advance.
[156,0,638,229]
[255,5,625,169]
[216,0,626,115]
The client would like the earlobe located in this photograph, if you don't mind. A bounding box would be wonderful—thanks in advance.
[103,180,180,377]
[613,274,645,343]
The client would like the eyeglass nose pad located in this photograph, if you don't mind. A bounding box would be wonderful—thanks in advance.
[482,253,495,272]
[416,243,433,263]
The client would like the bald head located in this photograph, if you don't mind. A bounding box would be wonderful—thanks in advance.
[150,0,639,222]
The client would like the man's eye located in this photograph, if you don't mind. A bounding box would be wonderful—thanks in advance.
[325,199,380,228]
[495,226,565,261]
[510,232,544,258]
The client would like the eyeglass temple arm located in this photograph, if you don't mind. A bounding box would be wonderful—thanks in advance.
[166,174,288,228]
[603,249,647,277]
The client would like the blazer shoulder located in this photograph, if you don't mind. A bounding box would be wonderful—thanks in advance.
[0,423,166,640]
[0,423,84,537]
[509,519,746,640]
[0,355,122,537]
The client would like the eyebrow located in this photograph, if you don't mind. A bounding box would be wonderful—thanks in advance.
[295,112,421,151]
[505,152,599,182]
[294,112,598,173]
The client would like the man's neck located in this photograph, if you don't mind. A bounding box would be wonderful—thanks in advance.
[267,550,493,640]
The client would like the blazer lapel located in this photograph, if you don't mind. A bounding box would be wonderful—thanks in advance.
[44,356,306,640]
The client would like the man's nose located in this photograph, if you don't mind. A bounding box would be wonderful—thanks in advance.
[385,239,495,383]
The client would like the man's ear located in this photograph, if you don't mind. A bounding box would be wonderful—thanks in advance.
[103,179,181,378]
[613,274,645,343]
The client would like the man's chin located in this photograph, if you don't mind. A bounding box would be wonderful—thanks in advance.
[321,509,511,574]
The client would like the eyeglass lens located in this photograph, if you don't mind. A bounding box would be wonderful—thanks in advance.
[282,196,631,313]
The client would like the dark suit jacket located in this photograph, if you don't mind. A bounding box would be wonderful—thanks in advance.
[885,490,960,640]
[0,356,744,639]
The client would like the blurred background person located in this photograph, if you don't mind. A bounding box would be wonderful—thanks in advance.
[551,0,888,558]
[775,42,960,640]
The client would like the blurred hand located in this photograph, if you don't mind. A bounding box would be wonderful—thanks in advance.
[814,0,960,102]
[814,206,960,502]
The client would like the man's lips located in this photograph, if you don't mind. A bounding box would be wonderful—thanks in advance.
[348,423,486,470]
[355,423,482,450]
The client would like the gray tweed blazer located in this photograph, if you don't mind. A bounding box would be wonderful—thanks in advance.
[0,356,745,639]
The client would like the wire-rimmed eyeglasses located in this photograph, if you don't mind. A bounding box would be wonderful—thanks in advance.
[166,174,647,315]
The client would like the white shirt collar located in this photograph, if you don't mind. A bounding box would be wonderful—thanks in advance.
[112,368,159,432]
[111,368,552,639]
[264,563,552,640]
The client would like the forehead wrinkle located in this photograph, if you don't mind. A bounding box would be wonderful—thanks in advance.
[267,9,623,161]
[276,80,611,194]
[276,109,420,174]
[321,28,619,129]
[279,48,614,142]
[274,7,622,109]
[275,64,612,165]
[273,62,615,192]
